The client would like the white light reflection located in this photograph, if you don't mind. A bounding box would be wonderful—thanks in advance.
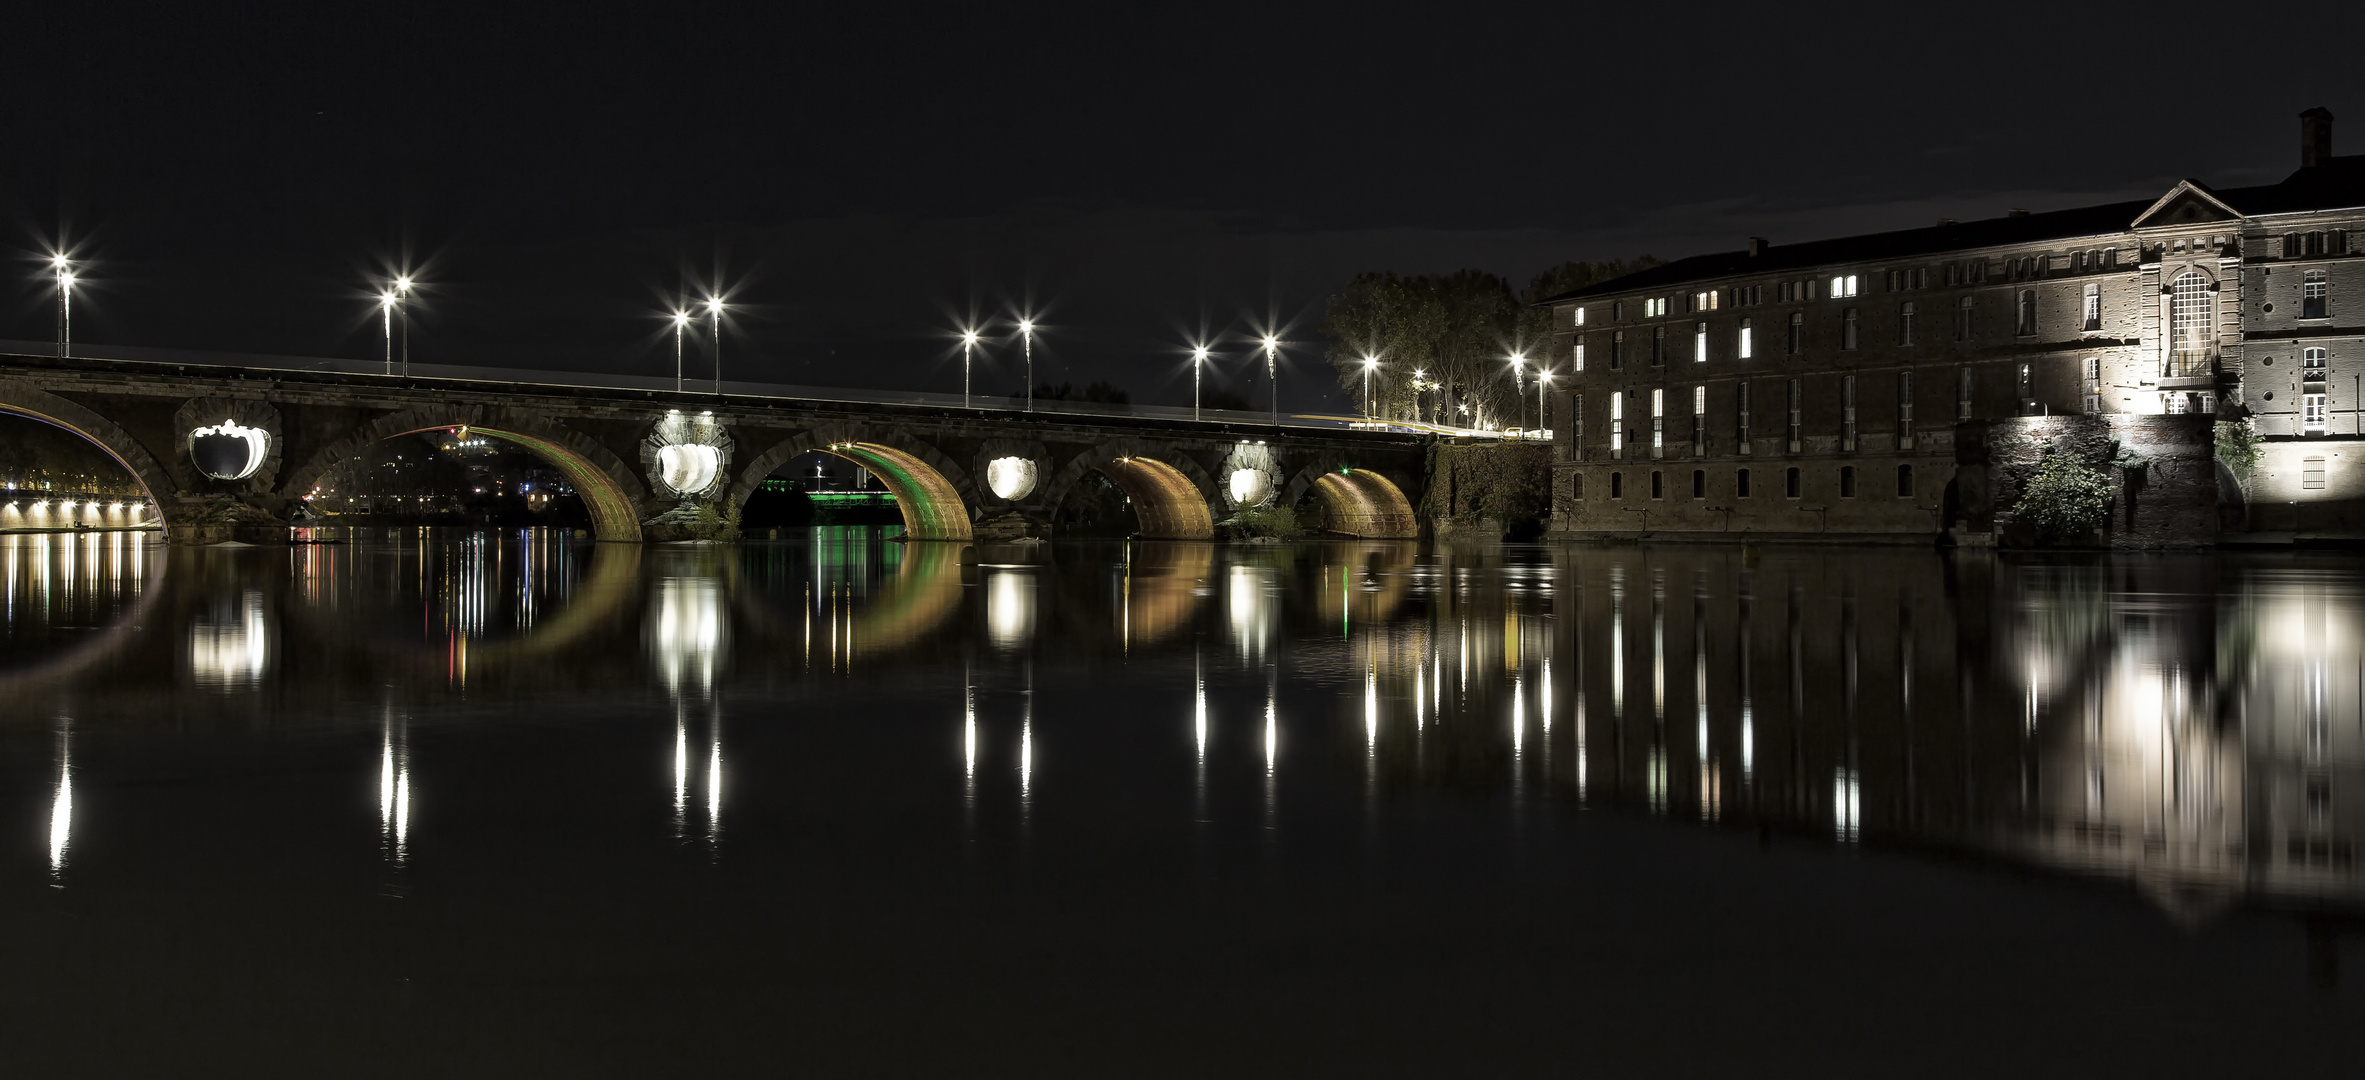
[651,577,726,696]
[1834,767,1860,841]
[48,725,72,882]
[379,715,412,865]
[673,704,690,836]
[190,590,269,690]
[1227,565,1275,662]
[987,568,1037,650]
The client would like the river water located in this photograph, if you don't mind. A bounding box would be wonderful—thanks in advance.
[1,527,2360,1073]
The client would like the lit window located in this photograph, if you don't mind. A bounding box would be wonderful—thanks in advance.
[1651,388,1665,459]
[1610,394,1624,457]
[1645,297,1669,318]
[1572,342,1585,372]
[2304,394,2328,435]
[1694,322,1708,362]
[2170,272,2213,376]
[1574,306,1586,327]
[1829,274,1859,298]
[2082,283,2100,331]
[2083,357,2102,415]
[1739,318,1754,359]
[2304,346,2328,373]
[2303,456,2327,488]
[2304,271,2329,319]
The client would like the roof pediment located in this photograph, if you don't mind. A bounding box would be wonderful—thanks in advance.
[2131,180,2243,229]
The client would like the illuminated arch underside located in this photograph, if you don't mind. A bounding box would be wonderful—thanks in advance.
[389,425,643,542]
[1099,458,1213,540]
[1311,469,1417,538]
[827,443,972,541]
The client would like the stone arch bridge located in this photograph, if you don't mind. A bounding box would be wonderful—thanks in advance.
[0,352,1427,544]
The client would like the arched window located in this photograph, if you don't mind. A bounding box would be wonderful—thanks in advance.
[2170,272,2213,376]
[2016,290,2037,336]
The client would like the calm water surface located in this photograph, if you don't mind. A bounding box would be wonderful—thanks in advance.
[2,527,2362,1074]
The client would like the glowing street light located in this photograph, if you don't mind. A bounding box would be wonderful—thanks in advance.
[49,254,76,360]
[379,291,399,374]
[394,276,413,375]
[1191,344,1211,421]
[1361,355,1380,420]
[1508,351,1528,432]
[960,327,981,409]
[1412,368,1429,425]
[1019,318,1036,413]
[705,296,725,394]
[1261,335,1280,426]
[672,310,693,392]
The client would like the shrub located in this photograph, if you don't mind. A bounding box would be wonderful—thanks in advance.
[2015,444,2115,543]
[1224,503,1313,540]
[2215,420,2260,482]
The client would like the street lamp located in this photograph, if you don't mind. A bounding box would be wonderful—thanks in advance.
[1361,355,1380,420]
[394,276,412,375]
[1536,369,1553,434]
[672,311,692,392]
[1261,335,1279,426]
[961,328,981,409]
[1019,319,1036,413]
[50,255,71,360]
[1191,344,1210,421]
[379,291,398,374]
[1508,352,1528,433]
[1412,368,1428,425]
[705,297,725,394]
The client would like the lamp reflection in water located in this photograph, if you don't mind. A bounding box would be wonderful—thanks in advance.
[1195,652,1210,825]
[190,590,269,691]
[379,711,412,867]
[650,576,727,846]
[987,568,1037,651]
[48,723,71,884]
[1263,669,1279,832]
[1227,565,1275,663]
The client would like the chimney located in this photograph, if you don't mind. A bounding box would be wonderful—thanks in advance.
[2301,107,2335,168]
[1747,236,1765,256]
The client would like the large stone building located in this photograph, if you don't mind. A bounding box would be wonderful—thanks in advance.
[1542,108,2365,543]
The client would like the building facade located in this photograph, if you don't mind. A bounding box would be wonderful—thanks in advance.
[1544,108,2365,542]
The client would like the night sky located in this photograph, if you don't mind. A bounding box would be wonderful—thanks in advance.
[8,2,2360,412]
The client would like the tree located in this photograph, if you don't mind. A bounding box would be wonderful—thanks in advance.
[1320,258,1660,430]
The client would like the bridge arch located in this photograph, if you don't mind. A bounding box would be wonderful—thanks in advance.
[731,427,974,541]
[0,382,180,535]
[1046,442,1218,540]
[1286,465,1419,539]
[282,407,652,542]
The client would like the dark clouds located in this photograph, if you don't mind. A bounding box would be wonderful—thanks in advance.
[6,2,2361,410]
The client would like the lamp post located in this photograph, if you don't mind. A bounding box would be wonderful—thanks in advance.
[1361,356,1380,419]
[705,297,725,394]
[1261,335,1279,426]
[961,328,980,409]
[395,276,412,375]
[1019,319,1035,413]
[1536,369,1553,434]
[1509,352,1528,433]
[379,291,398,374]
[1192,345,1210,421]
[50,255,71,360]
[672,311,692,393]
[1413,368,1427,425]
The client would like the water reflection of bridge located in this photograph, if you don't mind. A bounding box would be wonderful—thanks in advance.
[7,529,2361,925]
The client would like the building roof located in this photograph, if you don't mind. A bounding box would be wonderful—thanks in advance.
[1541,156,2365,305]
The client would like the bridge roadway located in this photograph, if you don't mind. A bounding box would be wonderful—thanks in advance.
[0,346,1428,544]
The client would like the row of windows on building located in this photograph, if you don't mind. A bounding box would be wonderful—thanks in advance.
[1577,463,1919,501]
[2281,230,2351,259]
[1579,370,1955,460]
[1578,251,2141,327]
[1581,287,2109,369]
